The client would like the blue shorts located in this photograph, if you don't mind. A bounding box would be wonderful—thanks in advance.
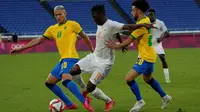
[132,58,154,75]
[51,58,79,80]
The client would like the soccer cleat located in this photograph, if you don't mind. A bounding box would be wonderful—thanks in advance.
[165,79,171,84]
[104,99,115,112]
[82,91,92,104]
[63,103,77,110]
[129,99,145,112]
[83,97,94,112]
[161,95,172,109]
[82,90,89,97]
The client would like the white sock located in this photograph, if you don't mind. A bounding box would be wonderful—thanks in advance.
[72,74,87,91]
[163,68,170,80]
[91,88,112,103]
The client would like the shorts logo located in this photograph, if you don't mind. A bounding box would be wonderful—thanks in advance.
[62,62,67,69]
[95,72,102,81]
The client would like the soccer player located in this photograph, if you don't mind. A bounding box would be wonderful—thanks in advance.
[147,8,171,83]
[10,5,94,112]
[69,4,155,111]
[106,0,172,111]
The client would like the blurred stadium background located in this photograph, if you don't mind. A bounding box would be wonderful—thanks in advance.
[0,0,200,112]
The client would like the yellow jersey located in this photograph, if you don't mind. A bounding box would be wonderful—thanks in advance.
[130,17,156,62]
[43,20,82,60]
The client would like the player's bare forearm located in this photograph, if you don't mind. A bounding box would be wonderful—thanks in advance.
[116,33,128,53]
[123,24,143,31]
[22,36,45,50]
[85,39,94,53]
[79,31,94,52]
[116,36,133,49]
[116,33,122,43]
[123,23,156,31]
[121,30,132,35]
[160,31,169,42]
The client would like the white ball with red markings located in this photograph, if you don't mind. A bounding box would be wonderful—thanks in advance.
[49,99,64,112]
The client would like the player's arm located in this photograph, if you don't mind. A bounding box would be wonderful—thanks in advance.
[79,31,94,53]
[116,33,128,53]
[123,23,156,31]
[10,36,46,54]
[10,25,53,55]
[158,31,169,43]
[120,30,132,35]
[107,28,144,49]
[107,36,133,49]
[73,21,94,53]
[157,22,169,43]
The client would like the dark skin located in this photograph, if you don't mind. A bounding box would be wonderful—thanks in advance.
[70,10,157,93]
[148,11,169,68]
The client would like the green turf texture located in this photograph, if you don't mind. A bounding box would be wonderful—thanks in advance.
[1,48,200,112]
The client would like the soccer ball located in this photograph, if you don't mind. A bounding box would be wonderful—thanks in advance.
[49,99,64,112]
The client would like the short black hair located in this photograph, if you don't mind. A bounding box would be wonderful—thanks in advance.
[148,8,156,14]
[91,4,105,14]
[132,0,150,12]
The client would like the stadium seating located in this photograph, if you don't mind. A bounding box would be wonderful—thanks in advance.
[0,0,199,34]
[48,0,125,33]
[0,0,55,34]
[118,0,200,31]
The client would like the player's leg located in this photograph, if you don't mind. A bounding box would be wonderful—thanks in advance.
[61,59,94,111]
[88,69,115,111]
[45,63,76,109]
[70,64,88,94]
[158,54,171,83]
[70,53,97,97]
[127,66,145,112]
[143,63,172,109]
[72,74,87,92]
[156,44,171,83]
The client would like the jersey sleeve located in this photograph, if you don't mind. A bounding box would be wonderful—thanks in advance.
[111,21,124,34]
[160,21,168,32]
[42,26,53,39]
[72,21,83,34]
[130,27,145,40]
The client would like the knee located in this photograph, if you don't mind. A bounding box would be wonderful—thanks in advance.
[87,81,96,92]
[143,76,153,84]
[69,64,81,76]
[45,82,54,88]
[125,74,133,83]
[62,79,71,86]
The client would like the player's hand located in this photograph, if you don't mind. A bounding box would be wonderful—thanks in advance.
[10,47,23,55]
[143,23,157,29]
[157,38,161,43]
[122,47,128,53]
[106,40,117,49]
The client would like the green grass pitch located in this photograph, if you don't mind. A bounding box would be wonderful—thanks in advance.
[0,48,200,112]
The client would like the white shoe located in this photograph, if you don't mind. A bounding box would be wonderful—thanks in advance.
[161,95,172,109]
[130,99,145,112]
[165,79,171,84]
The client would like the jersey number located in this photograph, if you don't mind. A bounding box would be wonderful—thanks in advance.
[62,62,67,69]
[136,58,144,65]
[148,29,152,46]
[57,31,62,38]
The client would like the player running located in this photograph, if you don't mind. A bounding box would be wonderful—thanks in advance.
[70,4,155,112]
[10,5,94,112]
[107,0,172,111]
[148,8,171,83]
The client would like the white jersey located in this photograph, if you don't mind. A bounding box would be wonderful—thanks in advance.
[152,19,168,46]
[94,19,124,64]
